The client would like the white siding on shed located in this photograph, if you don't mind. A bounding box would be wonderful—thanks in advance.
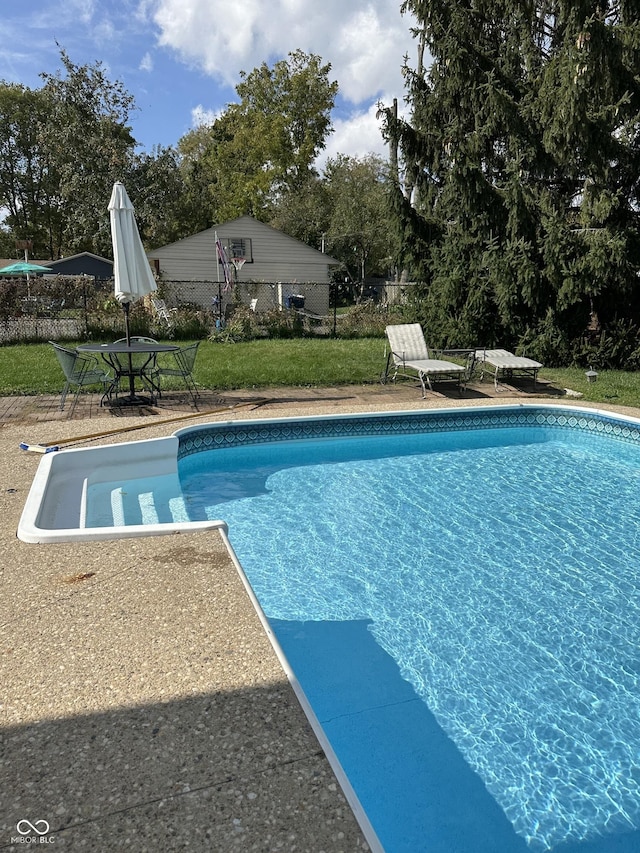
[147,215,339,283]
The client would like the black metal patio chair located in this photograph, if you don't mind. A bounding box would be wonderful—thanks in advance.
[155,341,201,404]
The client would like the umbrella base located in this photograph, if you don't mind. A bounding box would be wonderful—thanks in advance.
[111,394,156,407]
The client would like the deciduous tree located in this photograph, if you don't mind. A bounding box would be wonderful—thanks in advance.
[179,51,338,222]
[0,49,137,259]
[39,49,136,256]
[270,174,331,250]
[129,146,196,249]
[0,83,59,256]
[324,154,396,286]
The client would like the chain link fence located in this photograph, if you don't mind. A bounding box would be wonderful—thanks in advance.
[0,276,420,344]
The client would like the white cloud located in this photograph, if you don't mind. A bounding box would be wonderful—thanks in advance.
[333,7,400,102]
[93,16,117,45]
[320,102,388,168]
[150,0,416,156]
[140,51,153,72]
[191,104,222,128]
[152,0,412,96]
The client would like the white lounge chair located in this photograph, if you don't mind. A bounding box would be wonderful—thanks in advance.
[151,296,177,329]
[383,324,470,397]
[475,348,542,391]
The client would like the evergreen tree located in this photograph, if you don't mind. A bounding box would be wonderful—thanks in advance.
[383,1,640,361]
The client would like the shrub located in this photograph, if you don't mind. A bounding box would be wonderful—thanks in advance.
[0,281,25,320]
[208,306,306,342]
[169,307,212,340]
[334,300,390,338]
[259,307,304,338]
[571,319,640,370]
[208,306,260,342]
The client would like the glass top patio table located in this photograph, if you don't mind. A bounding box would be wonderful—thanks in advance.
[77,341,179,406]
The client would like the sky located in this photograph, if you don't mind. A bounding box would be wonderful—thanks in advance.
[0,0,417,169]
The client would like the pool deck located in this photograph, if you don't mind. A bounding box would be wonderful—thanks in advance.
[2,379,637,851]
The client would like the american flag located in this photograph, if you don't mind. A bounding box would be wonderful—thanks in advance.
[215,234,233,291]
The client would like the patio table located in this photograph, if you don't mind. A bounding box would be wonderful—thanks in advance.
[78,341,179,406]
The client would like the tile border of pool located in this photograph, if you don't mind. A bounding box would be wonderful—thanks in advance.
[175,402,640,459]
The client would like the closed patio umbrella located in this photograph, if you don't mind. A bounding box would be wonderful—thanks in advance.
[108,181,157,345]
[108,181,158,403]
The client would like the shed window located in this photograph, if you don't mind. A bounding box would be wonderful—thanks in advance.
[218,237,253,263]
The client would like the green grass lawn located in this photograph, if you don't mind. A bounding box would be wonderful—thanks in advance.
[2,339,640,409]
[193,338,387,389]
[537,366,640,408]
[0,338,388,395]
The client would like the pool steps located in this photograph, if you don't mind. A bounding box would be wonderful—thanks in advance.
[18,434,226,542]
[107,480,187,527]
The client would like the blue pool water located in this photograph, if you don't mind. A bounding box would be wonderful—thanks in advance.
[87,410,640,852]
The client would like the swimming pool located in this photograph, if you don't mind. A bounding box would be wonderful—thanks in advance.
[18,405,640,852]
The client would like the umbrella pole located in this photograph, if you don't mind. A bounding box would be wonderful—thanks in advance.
[123,302,136,398]
[127,354,135,398]
[123,301,131,346]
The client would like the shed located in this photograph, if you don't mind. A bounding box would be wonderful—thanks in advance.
[147,215,339,284]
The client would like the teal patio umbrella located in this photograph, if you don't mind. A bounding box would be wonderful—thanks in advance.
[0,261,53,297]
[0,261,52,275]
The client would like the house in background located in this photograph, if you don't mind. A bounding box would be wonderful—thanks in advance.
[146,215,341,316]
[0,252,114,279]
[0,252,113,279]
[44,252,113,280]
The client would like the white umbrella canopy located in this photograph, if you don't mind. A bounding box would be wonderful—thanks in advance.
[108,181,157,343]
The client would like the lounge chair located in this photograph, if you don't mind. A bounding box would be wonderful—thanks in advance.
[155,341,201,404]
[383,324,471,397]
[151,296,177,330]
[49,341,112,413]
[475,348,542,391]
